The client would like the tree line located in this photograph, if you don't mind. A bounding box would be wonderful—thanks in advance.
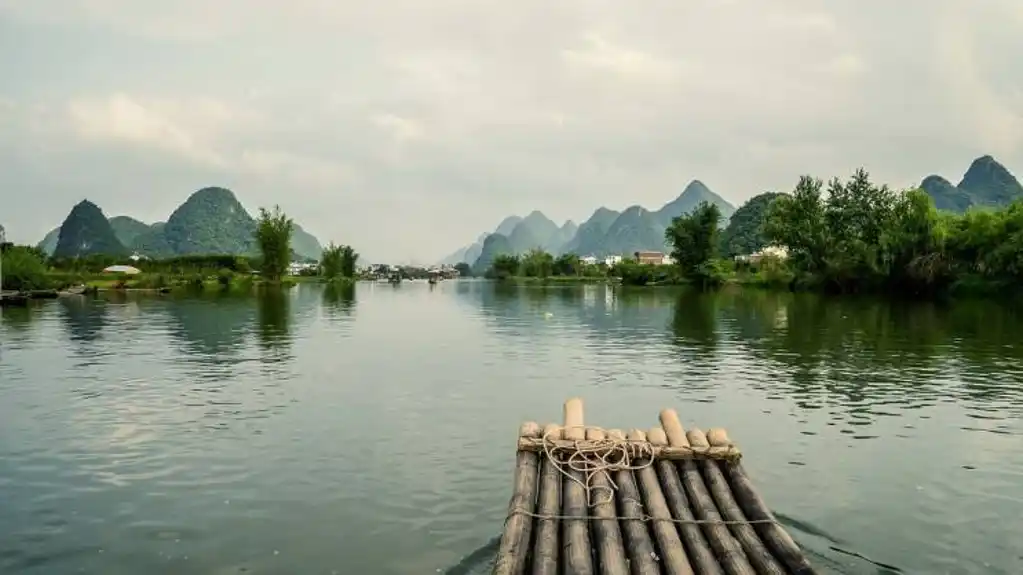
[478,169,1023,297]
[1,205,359,291]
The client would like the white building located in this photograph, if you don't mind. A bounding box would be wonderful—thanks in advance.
[604,255,623,267]
[580,255,599,266]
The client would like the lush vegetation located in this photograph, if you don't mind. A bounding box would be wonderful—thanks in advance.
[720,192,784,257]
[320,243,359,281]
[761,169,1023,295]
[255,205,294,282]
[476,167,1023,298]
[1,244,52,291]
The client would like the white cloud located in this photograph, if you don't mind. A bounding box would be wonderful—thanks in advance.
[561,33,682,84]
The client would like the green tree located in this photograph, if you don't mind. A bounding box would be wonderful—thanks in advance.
[255,205,294,281]
[665,201,722,285]
[764,175,829,276]
[553,253,580,276]
[454,262,472,277]
[489,254,520,279]
[340,245,358,278]
[1,245,51,291]
[521,249,554,278]
[720,192,784,257]
[321,243,344,280]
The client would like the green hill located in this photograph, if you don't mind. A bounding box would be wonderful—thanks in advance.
[720,192,785,257]
[38,188,325,260]
[53,200,127,258]
[920,155,1023,213]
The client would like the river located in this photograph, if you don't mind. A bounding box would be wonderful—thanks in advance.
[1,281,1021,574]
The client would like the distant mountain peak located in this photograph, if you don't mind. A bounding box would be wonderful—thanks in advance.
[920,154,1022,212]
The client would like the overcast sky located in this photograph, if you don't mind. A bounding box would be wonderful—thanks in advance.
[1,0,1021,263]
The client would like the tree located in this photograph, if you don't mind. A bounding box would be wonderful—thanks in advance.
[1,245,51,291]
[763,175,829,274]
[255,205,294,281]
[489,254,520,279]
[665,201,722,285]
[340,245,358,278]
[521,249,554,278]
[454,262,472,277]
[720,192,784,257]
[553,253,580,276]
[321,243,344,280]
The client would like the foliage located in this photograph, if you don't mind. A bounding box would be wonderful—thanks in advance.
[340,245,358,278]
[320,243,344,280]
[53,200,127,258]
[665,201,722,286]
[488,254,521,280]
[720,192,785,257]
[1,245,52,291]
[520,249,554,278]
[763,167,1023,296]
[552,253,580,276]
[255,205,294,282]
[454,262,472,277]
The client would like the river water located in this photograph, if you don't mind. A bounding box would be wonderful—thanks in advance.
[1,281,1021,574]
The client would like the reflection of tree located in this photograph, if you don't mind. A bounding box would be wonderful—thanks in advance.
[720,292,1023,415]
[58,297,109,344]
[669,289,718,363]
[164,293,255,357]
[256,288,292,363]
[0,305,41,333]
[322,282,356,318]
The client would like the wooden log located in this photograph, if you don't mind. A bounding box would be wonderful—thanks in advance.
[659,410,755,575]
[517,437,741,460]
[688,429,784,575]
[650,420,723,575]
[532,424,562,575]
[636,427,694,575]
[562,405,593,575]
[563,397,586,441]
[494,422,542,575]
[707,429,817,575]
[614,430,659,575]
[582,428,629,575]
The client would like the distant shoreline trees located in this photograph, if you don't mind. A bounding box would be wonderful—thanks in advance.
[255,205,294,282]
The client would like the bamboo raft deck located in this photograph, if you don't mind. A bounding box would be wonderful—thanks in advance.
[493,398,816,575]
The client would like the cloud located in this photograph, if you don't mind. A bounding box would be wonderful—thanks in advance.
[1,0,1022,263]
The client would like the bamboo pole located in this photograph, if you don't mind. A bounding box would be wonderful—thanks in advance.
[609,429,660,575]
[494,422,542,575]
[651,416,723,575]
[660,410,755,575]
[561,399,594,575]
[706,429,817,575]
[635,428,694,575]
[688,429,784,575]
[516,437,740,460]
[531,424,562,575]
[585,428,629,575]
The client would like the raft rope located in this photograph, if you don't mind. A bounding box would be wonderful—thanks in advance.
[519,424,777,526]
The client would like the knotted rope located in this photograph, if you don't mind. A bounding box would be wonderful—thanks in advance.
[516,424,777,526]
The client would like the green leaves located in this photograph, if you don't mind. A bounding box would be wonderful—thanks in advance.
[255,205,294,281]
[665,201,722,286]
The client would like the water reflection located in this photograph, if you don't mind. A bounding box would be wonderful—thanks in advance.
[256,288,293,367]
[0,304,41,333]
[57,296,109,344]
[164,293,255,357]
[322,282,357,318]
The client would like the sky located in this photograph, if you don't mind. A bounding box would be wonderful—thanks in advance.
[1,0,1021,264]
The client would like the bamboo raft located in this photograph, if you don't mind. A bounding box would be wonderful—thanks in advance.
[493,398,816,575]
